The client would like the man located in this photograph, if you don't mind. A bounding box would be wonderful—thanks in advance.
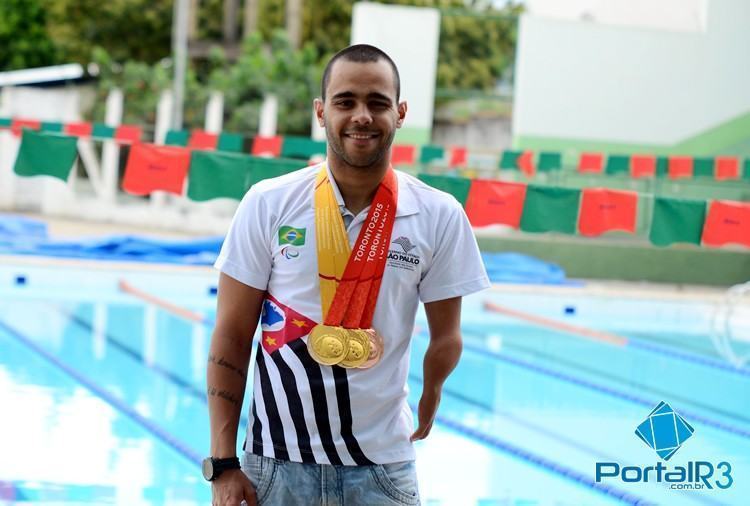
[206,44,489,505]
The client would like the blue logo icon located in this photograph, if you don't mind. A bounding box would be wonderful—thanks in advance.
[260,300,284,331]
[635,401,694,461]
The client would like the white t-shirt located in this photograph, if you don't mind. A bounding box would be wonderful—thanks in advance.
[215,162,490,465]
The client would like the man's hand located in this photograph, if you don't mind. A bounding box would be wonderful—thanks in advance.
[211,469,257,506]
[410,387,442,441]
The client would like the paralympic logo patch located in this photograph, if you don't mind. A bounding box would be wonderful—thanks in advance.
[634,401,694,461]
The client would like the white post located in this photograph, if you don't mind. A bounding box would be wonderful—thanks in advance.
[205,91,224,134]
[151,90,174,210]
[259,94,278,136]
[101,88,123,206]
[0,130,17,210]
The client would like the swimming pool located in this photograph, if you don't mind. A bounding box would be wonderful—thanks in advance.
[0,257,747,505]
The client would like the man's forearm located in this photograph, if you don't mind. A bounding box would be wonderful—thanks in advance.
[421,333,462,393]
[207,333,252,458]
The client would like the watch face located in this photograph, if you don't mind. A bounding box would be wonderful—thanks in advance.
[202,458,214,481]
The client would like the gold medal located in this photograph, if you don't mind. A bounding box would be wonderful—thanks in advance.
[339,329,371,368]
[308,324,349,365]
[357,328,384,369]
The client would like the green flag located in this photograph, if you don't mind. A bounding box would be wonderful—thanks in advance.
[217,132,245,152]
[499,150,521,170]
[417,174,472,206]
[693,157,714,178]
[0,117,11,128]
[605,155,630,175]
[248,157,306,186]
[165,130,189,146]
[649,197,706,246]
[187,151,254,201]
[92,123,115,139]
[40,121,63,133]
[520,185,581,234]
[419,145,444,164]
[655,156,668,177]
[537,152,562,172]
[743,159,750,181]
[281,136,326,160]
[13,130,78,181]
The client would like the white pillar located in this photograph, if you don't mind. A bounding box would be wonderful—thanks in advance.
[259,94,278,136]
[151,90,174,210]
[0,130,17,209]
[101,88,123,206]
[205,91,224,134]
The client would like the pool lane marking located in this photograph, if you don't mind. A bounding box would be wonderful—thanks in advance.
[0,318,202,467]
[481,302,750,379]
[439,331,750,441]
[483,301,628,347]
[118,280,212,325]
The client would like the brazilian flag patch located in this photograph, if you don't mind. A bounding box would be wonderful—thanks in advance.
[279,226,306,246]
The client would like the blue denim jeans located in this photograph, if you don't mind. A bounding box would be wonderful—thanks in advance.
[241,452,420,505]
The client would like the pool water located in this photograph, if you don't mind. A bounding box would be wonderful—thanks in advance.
[0,259,748,505]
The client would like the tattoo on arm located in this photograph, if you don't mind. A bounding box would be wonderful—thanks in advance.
[207,386,242,408]
[207,353,247,380]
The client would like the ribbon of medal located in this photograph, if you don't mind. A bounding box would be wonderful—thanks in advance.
[308,164,398,368]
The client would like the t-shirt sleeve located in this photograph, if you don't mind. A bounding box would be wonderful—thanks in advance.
[213,187,273,290]
[418,199,490,303]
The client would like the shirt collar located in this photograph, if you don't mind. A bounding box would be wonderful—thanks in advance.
[321,160,419,218]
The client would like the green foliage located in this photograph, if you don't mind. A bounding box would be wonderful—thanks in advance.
[0,0,58,70]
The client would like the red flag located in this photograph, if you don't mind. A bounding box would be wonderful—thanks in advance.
[465,180,527,228]
[668,156,693,179]
[122,143,191,195]
[260,293,317,354]
[715,157,740,181]
[578,152,604,173]
[449,146,468,167]
[630,154,656,178]
[115,125,143,144]
[188,129,218,150]
[578,188,638,237]
[251,135,282,157]
[11,119,41,137]
[65,122,93,137]
[518,150,535,177]
[702,200,750,248]
[391,144,416,165]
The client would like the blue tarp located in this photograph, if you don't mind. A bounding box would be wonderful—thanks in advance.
[0,214,570,283]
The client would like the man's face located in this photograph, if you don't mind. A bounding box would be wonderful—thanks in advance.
[314,59,407,170]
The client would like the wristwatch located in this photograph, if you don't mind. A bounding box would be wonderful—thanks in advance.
[202,456,241,481]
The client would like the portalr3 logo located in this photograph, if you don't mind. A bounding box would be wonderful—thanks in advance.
[596,401,734,491]
[634,401,694,461]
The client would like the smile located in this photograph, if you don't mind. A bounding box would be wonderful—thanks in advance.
[344,133,379,140]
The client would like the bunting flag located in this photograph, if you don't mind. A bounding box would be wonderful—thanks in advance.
[605,155,629,175]
[578,188,638,237]
[744,159,750,181]
[260,294,317,354]
[92,123,116,139]
[578,152,604,173]
[217,132,245,152]
[417,174,472,206]
[701,200,750,248]
[122,143,191,195]
[165,129,189,146]
[252,135,282,157]
[449,146,467,167]
[281,136,326,160]
[520,185,581,234]
[188,130,218,150]
[630,154,656,178]
[714,157,740,180]
[538,152,562,172]
[187,150,254,201]
[40,121,63,133]
[668,156,693,179]
[499,150,521,170]
[692,157,714,178]
[392,144,416,165]
[65,122,93,137]
[655,156,668,177]
[11,119,41,136]
[649,197,706,247]
[465,180,527,228]
[420,144,444,164]
[518,151,535,177]
[114,125,143,144]
[247,157,305,187]
[13,130,79,181]
[0,117,11,128]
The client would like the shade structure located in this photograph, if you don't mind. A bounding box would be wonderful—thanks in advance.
[578,152,604,173]
[13,130,79,181]
[649,197,706,247]
[519,185,581,234]
[702,200,750,248]
[122,143,191,195]
[465,180,527,228]
[416,174,472,206]
[578,188,638,237]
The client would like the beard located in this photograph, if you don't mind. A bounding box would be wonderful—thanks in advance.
[325,123,396,170]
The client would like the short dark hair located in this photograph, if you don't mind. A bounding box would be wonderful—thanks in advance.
[320,44,400,102]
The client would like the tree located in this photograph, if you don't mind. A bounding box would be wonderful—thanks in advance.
[0,0,58,70]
